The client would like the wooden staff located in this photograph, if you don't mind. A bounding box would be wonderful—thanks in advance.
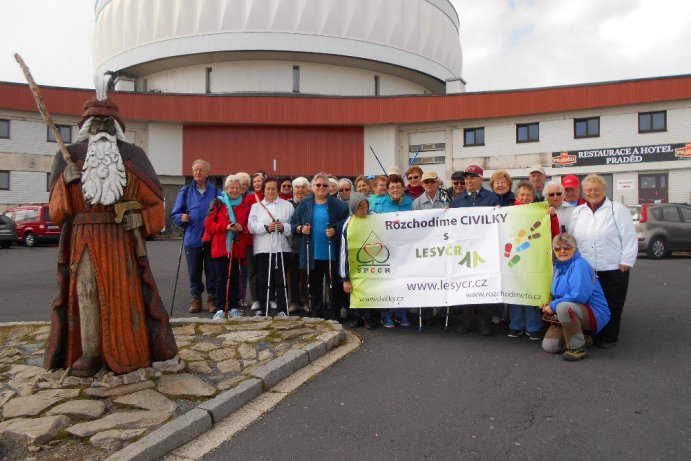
[14,53,73,166]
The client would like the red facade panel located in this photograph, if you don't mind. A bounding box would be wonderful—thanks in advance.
[182,125,364,177]
[1,75,689,127]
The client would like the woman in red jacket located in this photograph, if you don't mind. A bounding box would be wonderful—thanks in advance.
[205,175,250,319]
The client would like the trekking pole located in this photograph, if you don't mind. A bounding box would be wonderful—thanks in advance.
[305,226,312,315]
[265,228,274,317]
[170,181,190,316]
[445,306,450,332]
[239,260,246,316]
[224,235,235,319]
[327,224,333,290]
[278,235,290,316]
[418,308,423,332]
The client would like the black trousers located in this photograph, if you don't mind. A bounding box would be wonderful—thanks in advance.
[255,252,288,312]
[309,259,338,319]
[212,256,240,312]
[595,269,629,343]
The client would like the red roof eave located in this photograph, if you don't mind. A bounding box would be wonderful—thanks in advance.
[1,75,690,126]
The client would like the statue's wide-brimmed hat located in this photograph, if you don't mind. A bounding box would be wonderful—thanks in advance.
[79,97,125,131]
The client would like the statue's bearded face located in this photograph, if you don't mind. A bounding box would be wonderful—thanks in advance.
[82,117,127,206]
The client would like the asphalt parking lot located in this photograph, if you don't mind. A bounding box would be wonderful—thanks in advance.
[1,240,689,460]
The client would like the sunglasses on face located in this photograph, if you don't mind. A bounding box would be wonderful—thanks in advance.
[407,175,420,180]
[281,185,291,189]
[553,245,574,252]
[314,183,329,188]
[548,192,563,197]
[423,179,437,184]
[339,188,351,192]
[452,181,463,185]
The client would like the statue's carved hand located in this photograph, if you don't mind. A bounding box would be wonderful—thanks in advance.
[63,162,82,184]
[123,212,143,231]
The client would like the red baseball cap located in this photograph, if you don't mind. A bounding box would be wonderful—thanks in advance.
[464,165,484,177]
[562,175,580,188]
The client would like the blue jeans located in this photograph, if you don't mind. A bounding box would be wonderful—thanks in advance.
[508,304,542,334]
[185,245,215,297]
[382,308,409,324]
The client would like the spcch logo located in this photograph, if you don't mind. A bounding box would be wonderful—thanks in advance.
[356,231,391,265]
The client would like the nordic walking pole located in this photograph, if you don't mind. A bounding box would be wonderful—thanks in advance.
[224,235,235,319]
[404,145,422,178]
[418,308,423,332]
[327,224,334,290]
[445,306,450,332]
[368,146,389,176]
[305,226,312,315]
[265,227,274,317]
[170,180,190,316]
[278,234,290,316]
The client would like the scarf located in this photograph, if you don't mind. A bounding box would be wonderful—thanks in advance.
[219,192,242,253]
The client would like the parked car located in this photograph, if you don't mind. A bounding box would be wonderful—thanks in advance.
[629,203,691,258]
[3,203,62,247]
[0,214,18,248]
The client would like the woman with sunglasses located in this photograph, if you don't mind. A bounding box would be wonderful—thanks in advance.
[544,181,573,234]
[279,177,293,200]
[404,166,425,200]
[541,233,610,361]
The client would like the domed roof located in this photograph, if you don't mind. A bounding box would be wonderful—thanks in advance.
[93,0,463,85]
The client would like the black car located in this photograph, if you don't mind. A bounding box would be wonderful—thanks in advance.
[0,214,18,248]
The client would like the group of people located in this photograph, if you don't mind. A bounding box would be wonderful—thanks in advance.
[171,160,637,362]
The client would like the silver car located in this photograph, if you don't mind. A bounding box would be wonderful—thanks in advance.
[630,203,691,258]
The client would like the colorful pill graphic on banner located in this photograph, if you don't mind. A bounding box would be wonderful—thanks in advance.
[530,221,542,232]
[515,241,531,253]
[508,254,521,267]
[514,229,526,243]
[528,232,541,240]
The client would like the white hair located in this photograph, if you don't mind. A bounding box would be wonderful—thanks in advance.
[310,172,330,186]
[224,175,241,189]
[77,116,126,142]
[292,177,309,188]
[338,178,353,189]
[544,181,564,194]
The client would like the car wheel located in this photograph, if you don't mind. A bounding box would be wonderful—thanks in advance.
[647,237,666,259]
[24,232,36,247]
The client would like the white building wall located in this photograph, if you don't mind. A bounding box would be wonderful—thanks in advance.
[363,125,398,176]
[147,123,183,176]
[0,171,49,207]
[669,170,691,204]
[0,117,76,157]
[139,60,428,96]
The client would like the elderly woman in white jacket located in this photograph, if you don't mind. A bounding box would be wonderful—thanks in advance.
[568,174,637,348]
[248,178,294,316]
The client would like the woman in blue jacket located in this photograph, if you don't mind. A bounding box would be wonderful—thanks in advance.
[541,233,610,361]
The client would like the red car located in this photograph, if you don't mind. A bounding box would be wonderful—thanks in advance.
[3,203,62,247]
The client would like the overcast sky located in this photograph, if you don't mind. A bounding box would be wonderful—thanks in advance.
[1,0,689,92]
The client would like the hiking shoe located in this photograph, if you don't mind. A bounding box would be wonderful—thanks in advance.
[394,317,411,327]
[207,295,217,313]
[212,310,226,320]
[276,311,288,317]
[229,308,242,318]
[254,311,264,317]
[562,347,587,361]
[528,331,542,341]
[349,317,365,329]
[381,317,395,329]
[250,301,261,311]
[507,329,521,338]
[288,303,300,314]
[188,296,202,313]
[584,335,594,348]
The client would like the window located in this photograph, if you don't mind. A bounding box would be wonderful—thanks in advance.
[0,119,9,139]
[205,67,212,94]
[374,75,380,96]
[574,117,600,138]
[292,66,300,93]
[660,206,681,223]
[516,123,539,143]
[47,125,72,143]
[14,209,38,223]
[680,207,691,222]
[639,111,666,133]
[464,127,485,146]
[0,170,9,190]
[46,172,51,192]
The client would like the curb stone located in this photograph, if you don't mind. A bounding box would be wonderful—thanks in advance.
[105,329,346,460]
